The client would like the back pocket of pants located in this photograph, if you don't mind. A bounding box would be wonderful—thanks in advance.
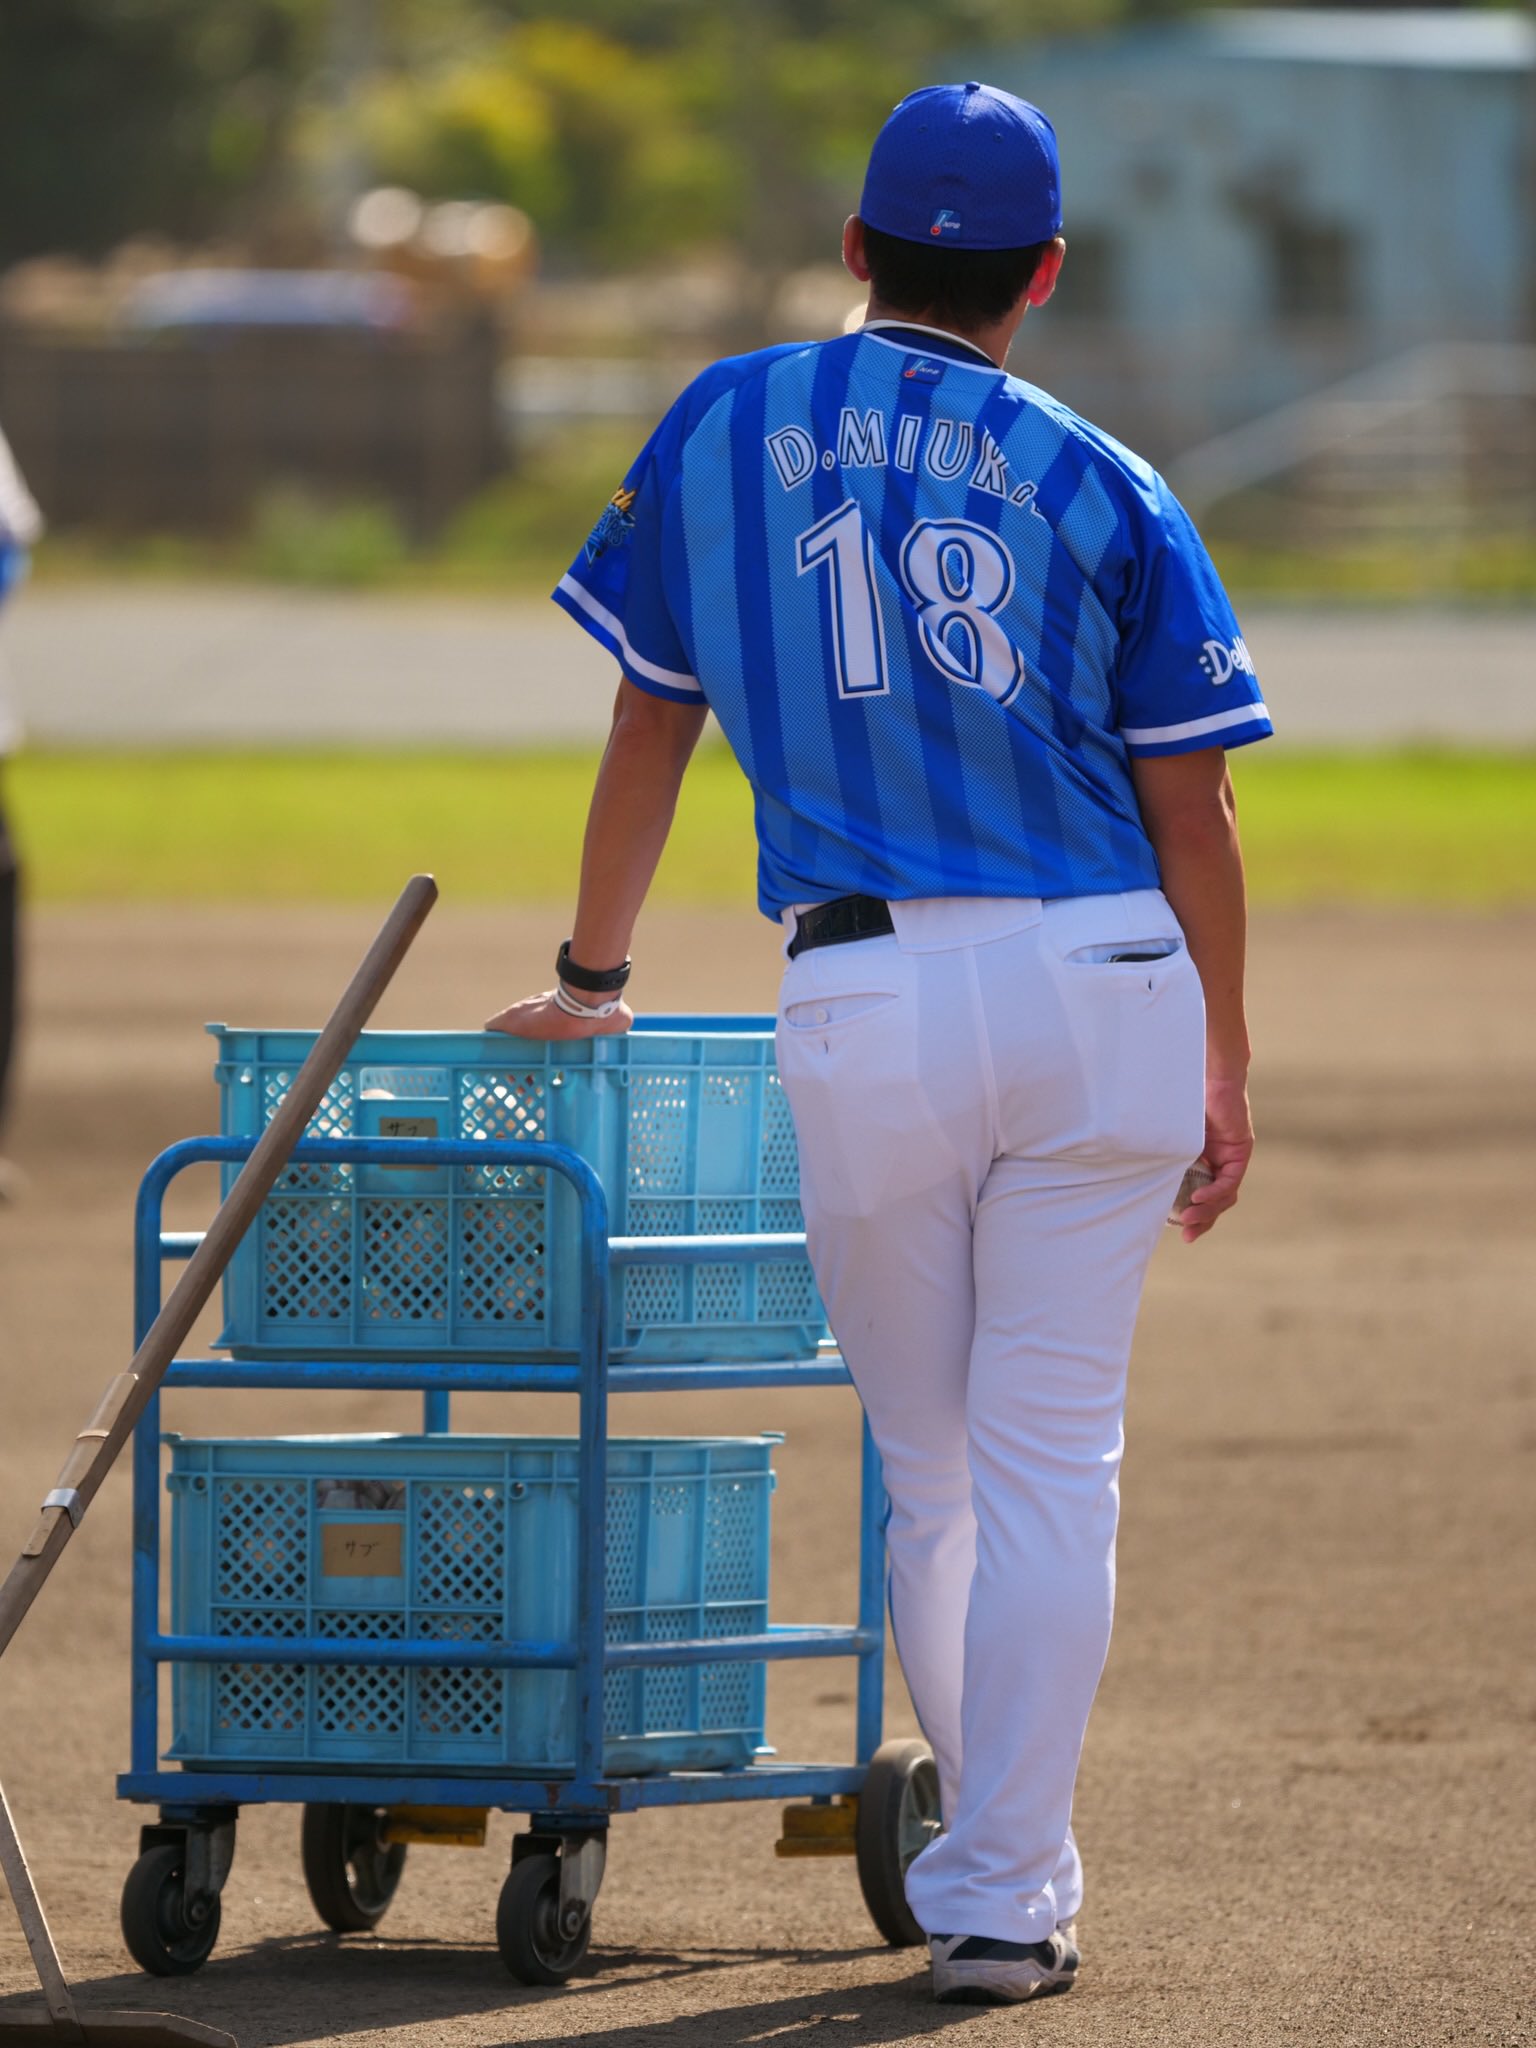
[1050,939,1205,1163]
[782,990,899,1036]
[1063,937,1184,968]
[775,979,955,1218]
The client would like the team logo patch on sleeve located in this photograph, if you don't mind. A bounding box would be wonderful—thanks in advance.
[584,485,637,563]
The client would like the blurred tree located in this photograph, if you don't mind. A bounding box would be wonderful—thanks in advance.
[345,21,739,264]
[0,0,323,264]
[348,0,1130,271]
[1,0,1518,276]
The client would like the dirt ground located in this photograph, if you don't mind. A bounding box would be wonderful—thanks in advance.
[1,902,1532,2048]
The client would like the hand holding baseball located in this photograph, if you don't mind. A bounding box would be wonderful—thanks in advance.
[1175,1074,1254,1242]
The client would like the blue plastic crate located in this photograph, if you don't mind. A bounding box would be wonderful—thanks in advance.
[166,1433,776,1776]
[209,1025,826,1364]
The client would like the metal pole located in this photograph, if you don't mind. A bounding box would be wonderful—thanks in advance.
[854,1415,887,1766]
[573,1166,611,1786]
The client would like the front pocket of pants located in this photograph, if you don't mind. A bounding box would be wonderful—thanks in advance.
[776,979,956,1217]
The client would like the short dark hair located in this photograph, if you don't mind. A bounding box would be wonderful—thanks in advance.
[861,221,1049,330]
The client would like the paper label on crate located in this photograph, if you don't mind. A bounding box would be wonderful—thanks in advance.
[321,1522,404,1577]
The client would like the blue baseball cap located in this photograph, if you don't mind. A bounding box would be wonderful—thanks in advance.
[859,82,1062,251]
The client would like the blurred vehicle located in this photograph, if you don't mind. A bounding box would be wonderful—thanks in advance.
[121,268,416,336]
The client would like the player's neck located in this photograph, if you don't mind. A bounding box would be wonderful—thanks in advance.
[861,297,1025,370]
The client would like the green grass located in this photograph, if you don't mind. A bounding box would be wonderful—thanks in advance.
[1232,750,1536,905]
[8,747,1535,909]
[6,748,758,907]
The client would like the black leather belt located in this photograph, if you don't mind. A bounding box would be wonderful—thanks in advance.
[787,894,895,960]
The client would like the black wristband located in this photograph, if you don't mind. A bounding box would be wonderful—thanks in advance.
[557,940,632,994]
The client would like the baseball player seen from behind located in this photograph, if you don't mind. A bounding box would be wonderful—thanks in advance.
[489,82,1267,2007]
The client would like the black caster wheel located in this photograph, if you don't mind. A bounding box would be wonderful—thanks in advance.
[856,1737,941,1947]
[301,1803,407,1932]
[120,1842,222,1976]
[497,1852,590,1985]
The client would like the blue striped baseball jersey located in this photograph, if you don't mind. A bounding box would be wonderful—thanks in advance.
[554,320,1272,920]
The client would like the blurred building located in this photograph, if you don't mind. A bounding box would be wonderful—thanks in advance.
[989,7,1536,460]
[0,196,535,540]
[0,279,503,541]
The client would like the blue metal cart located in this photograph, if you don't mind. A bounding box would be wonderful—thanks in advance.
[116,1048,939,1985]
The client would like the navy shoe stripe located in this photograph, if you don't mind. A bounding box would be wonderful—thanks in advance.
[946,1936,1059,1963]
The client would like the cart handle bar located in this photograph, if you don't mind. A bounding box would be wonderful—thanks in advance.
[139,1137,809,1269]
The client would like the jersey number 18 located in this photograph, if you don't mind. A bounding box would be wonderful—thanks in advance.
[795,500,1025,708]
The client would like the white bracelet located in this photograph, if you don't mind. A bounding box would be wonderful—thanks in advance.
[553,982,624,1020]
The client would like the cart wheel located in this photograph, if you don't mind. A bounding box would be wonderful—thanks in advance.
[301,1803,407,1932]
[856,1738,941,1948]
[120,1842,222,1976]
[497,1852,591,1985]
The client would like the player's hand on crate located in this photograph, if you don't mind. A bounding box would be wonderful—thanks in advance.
[485,990,634,1041]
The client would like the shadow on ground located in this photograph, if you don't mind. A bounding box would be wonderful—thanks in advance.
[0,1935,993,2048]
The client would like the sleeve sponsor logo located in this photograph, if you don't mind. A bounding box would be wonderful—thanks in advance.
[1199,635,1256,685]
[584,484,637,563]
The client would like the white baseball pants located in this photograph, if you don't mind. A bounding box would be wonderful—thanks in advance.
[775,891,1206,1945]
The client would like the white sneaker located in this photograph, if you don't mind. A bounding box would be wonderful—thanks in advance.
[930,1925,1080,2005]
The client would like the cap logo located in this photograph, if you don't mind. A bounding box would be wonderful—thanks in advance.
[930,209,962,238]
